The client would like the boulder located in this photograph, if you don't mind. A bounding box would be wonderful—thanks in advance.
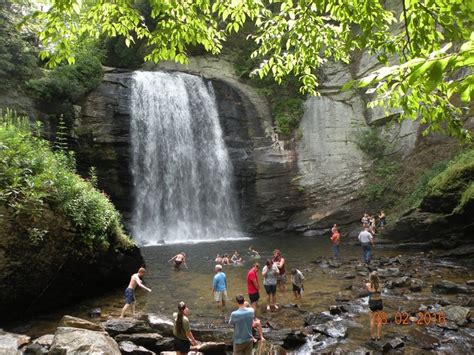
[195,341,227,353]
[432,280,469,294]
[443,305,470,325]
[119,341,155,355]
[466,280,474,286]
[409,278,424,292]
[392,276,411,288]
[102,318,152,337]
[89,308,102,318]
[382,337,404,351]
[264,329,306,348]
[304,312,332,326]
[61,315,104,331]
[329,305,347,315]
[408,329,439,350]
[32,334,54,348]
[0,331,30,354]
[49,327,120,355]
[114,333,163,351]
[254,340,287,355]
[22,343,49,354]
[312,321,347,338]
[191,327,234,343]
[145,313,174,336]
[377,268,400,277]
[153,337,174,352]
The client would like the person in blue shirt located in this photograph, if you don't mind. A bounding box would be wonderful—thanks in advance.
[229,294,254,355]
[212,264,228,308]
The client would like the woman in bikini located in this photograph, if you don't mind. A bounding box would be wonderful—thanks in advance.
[366,271,384,341]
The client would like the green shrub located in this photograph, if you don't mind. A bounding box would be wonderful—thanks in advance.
[356,127,401,201]
[27,51,103,103]
[0,110,133,255]
[274,98,304,135]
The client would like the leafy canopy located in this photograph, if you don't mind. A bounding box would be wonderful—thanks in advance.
[25,0,474,140]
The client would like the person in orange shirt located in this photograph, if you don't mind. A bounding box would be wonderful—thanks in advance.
[330,227,341,259]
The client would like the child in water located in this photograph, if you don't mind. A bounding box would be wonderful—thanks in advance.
[290,268,305,300]
[222,254,230,265]
[231,251,243,264]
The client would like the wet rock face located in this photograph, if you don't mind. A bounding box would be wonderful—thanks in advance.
[49,327,120,355]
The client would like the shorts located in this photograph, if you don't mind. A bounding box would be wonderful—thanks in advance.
[249,292,260,303]
[174,338,191,353]
[292,284,302,294]
[214,290,228,302]
[264,284,277,295]
[233,340,253,355]
[369,299,384,312]
[124,288,135,304]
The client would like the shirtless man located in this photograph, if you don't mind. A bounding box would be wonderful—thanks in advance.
[120,267,152,318]
[169,252,188,270]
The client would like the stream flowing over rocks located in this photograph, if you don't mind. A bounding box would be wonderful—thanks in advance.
[2,250,472,354]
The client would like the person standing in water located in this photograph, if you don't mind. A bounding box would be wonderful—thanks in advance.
[366,271,384,341]
[246,263,260,315]
[173,301,198,354]
[212,264,228,308]
[378,210,386,231]
[168,252,188,270]
[262,259,279,311]
[330,226,341,259]
[272,249,286,291]
[290,268,305,300]
[358,225,374,265]
[120,267,152,318]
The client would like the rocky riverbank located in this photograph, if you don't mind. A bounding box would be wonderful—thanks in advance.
[2,251,472,354]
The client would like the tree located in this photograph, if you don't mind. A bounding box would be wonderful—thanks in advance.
[25,0,473,140]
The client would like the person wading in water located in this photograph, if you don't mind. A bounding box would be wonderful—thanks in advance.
[168,252,188,270]
[272,249,286,291]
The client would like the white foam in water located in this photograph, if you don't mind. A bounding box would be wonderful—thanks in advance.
[130,71,246,245]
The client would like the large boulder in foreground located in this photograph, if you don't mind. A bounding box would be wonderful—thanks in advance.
[49,327,120,355]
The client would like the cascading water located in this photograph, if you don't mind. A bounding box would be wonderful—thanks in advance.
[130,71,245,245]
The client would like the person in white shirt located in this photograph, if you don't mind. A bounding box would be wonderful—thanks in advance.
[358,225,374,264]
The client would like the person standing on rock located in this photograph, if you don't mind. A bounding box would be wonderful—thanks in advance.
[246,262,260,314]
[173,301,198,354]
[330,226,341,259]
[272,249,286,291]
[229,294,255,355]
[358,225,374,265]
[365,271,384,341]
[378,210,386,231]
[212,264,228,308]
[262,259,280,311]
[120,267,151,318]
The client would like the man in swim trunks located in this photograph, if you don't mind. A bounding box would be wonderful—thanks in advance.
[247,263,260,315]
[120,267,152,318]
[168,252,187,270]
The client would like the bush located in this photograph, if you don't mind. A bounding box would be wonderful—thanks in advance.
[27,51,103,103]
[274,98,304,135]
[0,110,133,255]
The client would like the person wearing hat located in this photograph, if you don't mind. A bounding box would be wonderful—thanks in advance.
[212,264,228,308]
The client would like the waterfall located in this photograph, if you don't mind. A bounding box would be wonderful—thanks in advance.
[130,71,244,245]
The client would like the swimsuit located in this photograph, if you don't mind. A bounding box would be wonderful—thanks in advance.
[368,289,383,311]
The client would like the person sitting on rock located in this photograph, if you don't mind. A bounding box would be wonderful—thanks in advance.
[244,301,265,342]
[120,267,151,318]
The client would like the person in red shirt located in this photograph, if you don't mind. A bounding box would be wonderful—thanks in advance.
[247,262,260,315]
[331,228,341,259]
